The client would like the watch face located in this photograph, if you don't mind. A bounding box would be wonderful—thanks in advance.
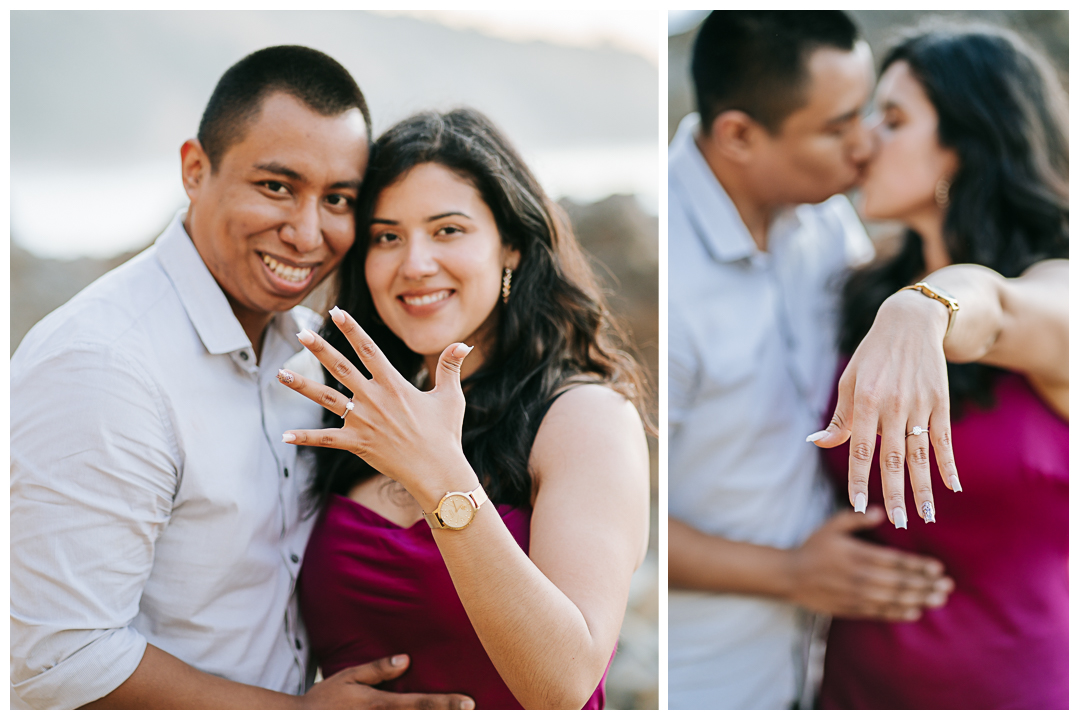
[440,494,475,528]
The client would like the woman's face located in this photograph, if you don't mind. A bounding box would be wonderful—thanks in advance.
[365,162,519,364]
[859,61,959,222]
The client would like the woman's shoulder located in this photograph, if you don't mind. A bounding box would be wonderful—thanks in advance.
[533,379,646,457]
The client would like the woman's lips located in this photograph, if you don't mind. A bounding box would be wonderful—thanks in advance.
[398,289,454,315]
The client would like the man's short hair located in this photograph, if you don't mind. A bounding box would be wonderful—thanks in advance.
[198,45,372,170]
[692,11,858,135]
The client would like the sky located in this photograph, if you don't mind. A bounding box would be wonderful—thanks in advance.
[10,10,659,259]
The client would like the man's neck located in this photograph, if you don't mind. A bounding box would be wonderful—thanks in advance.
[695,132,775,252]
[228,299,272,362]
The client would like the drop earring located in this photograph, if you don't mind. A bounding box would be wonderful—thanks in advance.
[501,267,512,304]
[935,177,951,208]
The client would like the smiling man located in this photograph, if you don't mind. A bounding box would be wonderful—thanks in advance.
[10,46,472,710]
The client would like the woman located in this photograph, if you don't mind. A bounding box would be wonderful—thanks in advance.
[277,109,652,709]
[809,27,1067,708]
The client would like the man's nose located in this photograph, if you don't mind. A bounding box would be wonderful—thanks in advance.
[402,235,439,279]
[280,197,322,253]
[850,117,877,166]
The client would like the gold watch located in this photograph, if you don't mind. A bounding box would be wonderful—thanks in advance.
[900,282,960,338]
[423,485,488,530]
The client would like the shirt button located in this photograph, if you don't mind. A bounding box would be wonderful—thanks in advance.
[291,554,300,563]
[239,351,249,361]
[295,638,303,650]
[284,468,289,478]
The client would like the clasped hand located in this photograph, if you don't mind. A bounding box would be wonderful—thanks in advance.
[810,292,961,527]
[279,306,476,508]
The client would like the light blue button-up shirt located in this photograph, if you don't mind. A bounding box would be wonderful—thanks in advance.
[667,114,873,709]
[11,211,326,709]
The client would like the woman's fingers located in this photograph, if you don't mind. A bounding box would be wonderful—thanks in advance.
[433,342,473,396]
[930,406,962,492]
[846,386,879,521]
[905,420,936,524]
[277,368,352,416]
[878,415,909,529]
[281,426,353,449]
[296,327,367,394]
[328,307,397,382]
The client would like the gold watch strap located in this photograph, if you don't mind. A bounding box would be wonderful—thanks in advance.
[900,282,959,338]
[423,484,488,530]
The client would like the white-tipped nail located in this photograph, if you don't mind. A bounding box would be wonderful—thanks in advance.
[892,506,908,530]
[296,329,315,344]
[451,343,473,360]
[329,306,345,322]
[806,430,829,443]
[282,432,296,443]
[853,492,867,513]
[949,475,962,492]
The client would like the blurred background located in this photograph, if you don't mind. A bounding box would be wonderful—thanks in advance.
[10,10,659,709]
[668,10,1068,253]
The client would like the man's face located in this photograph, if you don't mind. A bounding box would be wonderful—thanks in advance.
[182,92,369,327]
[748,43,875,206]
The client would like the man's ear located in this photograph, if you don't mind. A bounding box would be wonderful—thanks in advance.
[180,139,210,203]
[707,110,762,165]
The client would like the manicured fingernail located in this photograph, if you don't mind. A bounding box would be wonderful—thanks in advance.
[853,492,867,514]
[921,501,936,523]
[892,506,908,529]
[391,654,407,667]
[949,474,962,492]
[927,592,946,607]
[451,343,473,360]
[282,433,296,443]
[460,699,475,710]
[296,329,315,344]
[329,306,344,322]
[806,430,829,443]
[277,369,294,384]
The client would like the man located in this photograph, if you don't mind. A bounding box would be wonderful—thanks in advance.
[667,12,954,709]
[11,46,472,710]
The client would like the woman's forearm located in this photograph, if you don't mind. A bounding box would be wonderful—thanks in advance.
[888,260,1067,382]
[431,504,614,709]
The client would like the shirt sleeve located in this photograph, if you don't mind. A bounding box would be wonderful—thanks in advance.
[667,308,700,443]
[829,194,875,268]
[10,342,180,709]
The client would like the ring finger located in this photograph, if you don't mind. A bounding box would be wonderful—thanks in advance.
[905,418,935,524]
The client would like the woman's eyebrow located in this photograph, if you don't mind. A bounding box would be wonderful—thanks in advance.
[427,212,471,221]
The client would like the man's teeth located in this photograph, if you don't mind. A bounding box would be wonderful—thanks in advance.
[402,290,451,306]
[262,254,312,283]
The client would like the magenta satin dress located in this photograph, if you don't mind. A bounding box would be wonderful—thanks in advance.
[819,371,1068,709]
[298,495,612,709]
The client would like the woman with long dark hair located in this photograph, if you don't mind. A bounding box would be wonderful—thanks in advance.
[277,108,652,709]
[808,26,1067,708]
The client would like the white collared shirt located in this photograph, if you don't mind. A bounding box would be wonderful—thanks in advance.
[667,115,873,709]
[11,211,325,709]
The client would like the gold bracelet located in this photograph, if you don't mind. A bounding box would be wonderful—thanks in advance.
[899,282,960,339]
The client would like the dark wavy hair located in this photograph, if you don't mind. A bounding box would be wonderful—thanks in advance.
[308,108,651,510]
[839,25,1068,411]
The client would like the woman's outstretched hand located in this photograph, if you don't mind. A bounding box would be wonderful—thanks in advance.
[808,291,961,528]
[278,306,476,507]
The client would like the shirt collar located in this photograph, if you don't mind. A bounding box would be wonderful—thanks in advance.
[155,209,305,356]
[669,113,757,264]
